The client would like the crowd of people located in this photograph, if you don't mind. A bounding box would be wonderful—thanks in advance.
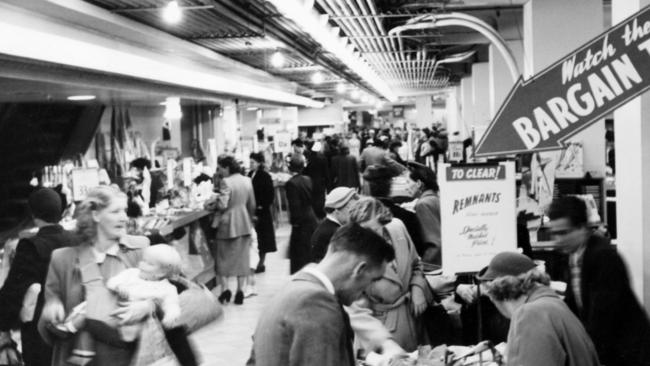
[1,123,650,366]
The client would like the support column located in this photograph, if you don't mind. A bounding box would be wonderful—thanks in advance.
[471,62,490,128]
[612,0,650,307]
[523,0,606,177]
[460,76,473,136]
[489,40,524,118]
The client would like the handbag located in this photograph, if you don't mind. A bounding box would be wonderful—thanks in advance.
[175,278,223,333]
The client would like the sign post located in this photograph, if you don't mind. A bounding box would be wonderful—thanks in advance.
[439,162,517,275]
[476,5,650,157]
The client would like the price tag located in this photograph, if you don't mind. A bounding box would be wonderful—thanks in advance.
[71,168,100,201]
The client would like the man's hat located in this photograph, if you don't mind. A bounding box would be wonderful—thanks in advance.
[325,187,358,209]
[476,252,536,281]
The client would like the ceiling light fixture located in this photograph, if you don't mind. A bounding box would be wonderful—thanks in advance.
[246,106,259,111]
[267,0,396,101]
[336,83,346,94]
[162,1,182,24]
[311,72,324,84]
[67,95,96,101]
[350,90,360,99]
[163,97,182,119]
[270,51,285,68]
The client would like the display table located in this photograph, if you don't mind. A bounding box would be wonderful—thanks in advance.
[142,209,215,285]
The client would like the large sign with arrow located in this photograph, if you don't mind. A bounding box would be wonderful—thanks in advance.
[475,5,650,157]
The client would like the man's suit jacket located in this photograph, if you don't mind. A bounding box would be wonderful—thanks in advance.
[216,173,256,239]
[304,151,330,218]
[565,232,650,365]
[310,218,340,263]
[331,155,360,189]
[0,225,79,331]
[249,271,354,366]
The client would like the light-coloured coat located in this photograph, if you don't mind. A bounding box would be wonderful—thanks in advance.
[351,218,430,352]
[215,173,256,240]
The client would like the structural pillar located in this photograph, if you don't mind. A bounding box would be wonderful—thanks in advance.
[612,0,650,307]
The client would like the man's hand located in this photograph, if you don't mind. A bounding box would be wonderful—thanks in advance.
[111,300,155,325]
[455,284,478,304]
[411,286,428,316]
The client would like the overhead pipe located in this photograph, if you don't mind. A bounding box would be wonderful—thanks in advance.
[388,12,520,82]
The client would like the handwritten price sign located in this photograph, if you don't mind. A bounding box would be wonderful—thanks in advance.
[71,168,100,201]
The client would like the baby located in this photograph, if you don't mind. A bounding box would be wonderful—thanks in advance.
[107,244,183,340]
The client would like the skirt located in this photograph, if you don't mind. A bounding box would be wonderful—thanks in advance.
[212,235,251,276]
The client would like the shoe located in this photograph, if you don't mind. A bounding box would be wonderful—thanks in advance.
[255,265,266,273]
[218,289,232,304]
[234,290,244,305]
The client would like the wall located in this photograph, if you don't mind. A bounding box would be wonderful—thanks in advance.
[298,101,344,126]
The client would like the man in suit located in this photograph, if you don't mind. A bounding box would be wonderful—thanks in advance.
[0,188,79,366]
[548,196,650,365]
[248,223,395,366]
[331,146,360,189]
[310,187,359,263]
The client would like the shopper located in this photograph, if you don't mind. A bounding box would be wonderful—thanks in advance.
[37,186,161,365]
[363,165,427,259]
[248,152,276,273]
[348,197,430,352]
[408,162,441,265]
[285,154,319,274]
[548,196,650,365]
[304,139,331,219]
[359,137,406,177]
[247,223,395,366]
[310,187,359,262]
[213,155,256,305]
[0,188,79,366]
[479,251,600,366]
[331,145,360,189]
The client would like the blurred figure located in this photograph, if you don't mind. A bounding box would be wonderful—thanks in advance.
[479,252,600,366]
[348,132,361,159]
[213,155,256,305]
[331,146,360,190]
[360,138,406,178]
[0,188,79,366]
[285,155,319,274]
[248,153,277,273]
[548,196,650,365]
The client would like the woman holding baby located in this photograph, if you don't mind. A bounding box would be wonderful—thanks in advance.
[37,185,201,366]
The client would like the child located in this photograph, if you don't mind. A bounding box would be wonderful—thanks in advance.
[107,244,183,340]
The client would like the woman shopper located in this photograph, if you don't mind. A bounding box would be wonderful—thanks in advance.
[285,154,318,274]
[37,186,202,366]
[479,252,600,366]
[347,197,431,352]
[248,152,276,273]
[213,155,256,305]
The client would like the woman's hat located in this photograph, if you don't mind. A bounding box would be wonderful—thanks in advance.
[476,252,536,281]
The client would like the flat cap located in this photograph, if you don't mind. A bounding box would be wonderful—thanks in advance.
[476,252,536,281]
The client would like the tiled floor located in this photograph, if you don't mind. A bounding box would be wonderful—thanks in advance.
[190,224,292,365]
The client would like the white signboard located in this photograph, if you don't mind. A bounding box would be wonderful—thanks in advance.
[439,162,517,275]
[275,132,291,153]
[71,168,100,201]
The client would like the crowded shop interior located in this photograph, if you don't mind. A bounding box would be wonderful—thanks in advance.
[1,0,650,365]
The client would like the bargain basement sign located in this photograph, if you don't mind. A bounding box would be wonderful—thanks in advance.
[475,6,650,157]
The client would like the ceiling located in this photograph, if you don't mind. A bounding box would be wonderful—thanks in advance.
[77,0,529,102]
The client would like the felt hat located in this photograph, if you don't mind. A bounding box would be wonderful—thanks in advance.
[476,252,536,281]
[28,188,62,223]
[325,187,358,209]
